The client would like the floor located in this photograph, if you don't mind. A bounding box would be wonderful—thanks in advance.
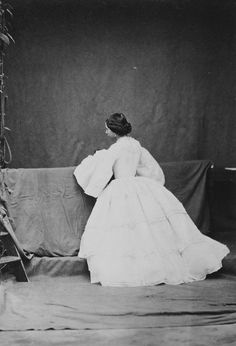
[0,272,236,345]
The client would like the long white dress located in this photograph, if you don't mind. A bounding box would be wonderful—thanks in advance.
[74,136,229,287]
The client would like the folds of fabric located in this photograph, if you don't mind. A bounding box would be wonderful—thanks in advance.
[79,177,229,287]
[74,138,166,198]
[74,149,114,198]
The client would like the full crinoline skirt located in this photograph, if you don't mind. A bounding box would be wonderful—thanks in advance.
[78,177,229,287]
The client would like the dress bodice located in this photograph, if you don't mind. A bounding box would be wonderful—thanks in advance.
[74,136,165,198]
[112,137,141,179]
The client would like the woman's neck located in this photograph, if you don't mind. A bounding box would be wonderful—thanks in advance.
[116,135,131,142]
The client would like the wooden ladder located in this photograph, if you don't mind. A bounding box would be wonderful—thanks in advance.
[0,228,29,282]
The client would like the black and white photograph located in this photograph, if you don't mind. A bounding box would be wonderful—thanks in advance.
[0,0,236,345]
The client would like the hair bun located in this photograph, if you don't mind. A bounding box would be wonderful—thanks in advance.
[123,122,132,135]
[106,113,132,136]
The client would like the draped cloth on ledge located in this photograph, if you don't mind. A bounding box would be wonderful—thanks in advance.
[3,159,212,258]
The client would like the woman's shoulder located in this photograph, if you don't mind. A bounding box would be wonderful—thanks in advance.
[109,136,140,152]
[116,136,141,146]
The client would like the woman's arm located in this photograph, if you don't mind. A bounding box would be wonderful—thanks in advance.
[137,147,165,185]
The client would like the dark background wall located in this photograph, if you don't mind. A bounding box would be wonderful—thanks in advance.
[5,0,236,168]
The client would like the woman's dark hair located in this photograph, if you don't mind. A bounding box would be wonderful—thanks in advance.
[106,113,132,136]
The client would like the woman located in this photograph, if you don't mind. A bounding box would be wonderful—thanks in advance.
[74,113,229,287]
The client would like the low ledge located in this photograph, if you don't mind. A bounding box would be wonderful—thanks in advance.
[25,256,88,278]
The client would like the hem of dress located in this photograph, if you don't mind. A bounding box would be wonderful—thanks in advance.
[88,260,226,287]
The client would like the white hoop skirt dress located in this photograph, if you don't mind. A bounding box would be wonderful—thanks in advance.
[74,137,229,287]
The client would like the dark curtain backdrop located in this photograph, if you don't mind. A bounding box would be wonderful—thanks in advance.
[5,0,236,168]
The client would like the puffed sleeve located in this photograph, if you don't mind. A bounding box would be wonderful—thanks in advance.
[136,147,165,185]
[73,148,116,198]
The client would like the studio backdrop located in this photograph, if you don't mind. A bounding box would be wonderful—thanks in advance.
[5,0,236,168]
